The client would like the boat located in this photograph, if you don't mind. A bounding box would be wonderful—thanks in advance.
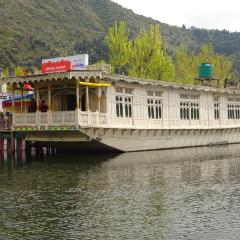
[1,57,240,152]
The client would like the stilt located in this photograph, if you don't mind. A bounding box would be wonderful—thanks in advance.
[10,131,15,160]
[25,141,32,161]
[16,138,23,162]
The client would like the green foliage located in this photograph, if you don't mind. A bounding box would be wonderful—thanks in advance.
[174,45,194,84]
[108,23,175,81]
[108,22,131,74]
[128,25,174,80]
[174,44,235,87]
[0,0,239,76]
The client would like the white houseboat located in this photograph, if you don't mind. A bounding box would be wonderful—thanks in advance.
[1,66,240,152]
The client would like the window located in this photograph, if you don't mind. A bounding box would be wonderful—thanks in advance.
[148,99,162,119]
[228,104,234,119]
[214,102,220,119]
[116,96,123,117]
[115,87,133,118]
[190,102,199,120]
[236,105,240,119]
[227,98,240,120]
[214,97,220,120]
[180,102,189,120]
[180,94,200,120]
[147,91,163,119]
[227,102,240,120]
[124,97,132,117]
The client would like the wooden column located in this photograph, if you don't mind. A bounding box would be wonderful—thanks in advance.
[97,87,101,112]
[86,85,89,112]
[1,84,3,109]
[12,83,15,113]
[35,82,39,111]
[76,80,80,109]
[48,82,52,111]
[25,94,27,112]
[21,84,23,113]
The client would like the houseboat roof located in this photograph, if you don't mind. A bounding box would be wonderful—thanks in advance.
[106,74,240,95]
[1,70,240,95]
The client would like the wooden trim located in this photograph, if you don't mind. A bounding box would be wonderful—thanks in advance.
[79,81,111,87]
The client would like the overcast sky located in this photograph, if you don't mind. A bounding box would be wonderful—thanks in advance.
[112,0,240,32]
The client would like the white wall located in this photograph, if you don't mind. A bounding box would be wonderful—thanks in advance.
[107,82,240,129]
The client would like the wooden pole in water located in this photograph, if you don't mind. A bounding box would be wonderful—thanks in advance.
[0,135,4,161]
[25,141,31,161]
[10,130,15,159]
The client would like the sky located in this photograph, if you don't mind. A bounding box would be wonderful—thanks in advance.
[111,0,240,32]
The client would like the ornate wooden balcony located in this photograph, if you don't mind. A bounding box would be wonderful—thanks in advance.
[12,110,108,131]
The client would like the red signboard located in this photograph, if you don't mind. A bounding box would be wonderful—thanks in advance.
[41,54,89,74]
[42,60,71,74]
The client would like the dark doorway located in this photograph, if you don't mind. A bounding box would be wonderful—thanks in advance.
[81,94,86,111]
[66,94,76,110]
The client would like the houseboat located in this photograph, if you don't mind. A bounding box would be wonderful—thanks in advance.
[1,63,240,152]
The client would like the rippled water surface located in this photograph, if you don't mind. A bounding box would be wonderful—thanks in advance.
[1,145,240,240]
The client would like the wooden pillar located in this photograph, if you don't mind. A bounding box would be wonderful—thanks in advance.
[25,95,27,112]
[35,82,39,111]
[1,84,3,110]
[86,85,89,112]
[21,84,23,113]
[97,87,101,112]
[76,80,80,109]
[48,82,52,111]
[12,83,15,113]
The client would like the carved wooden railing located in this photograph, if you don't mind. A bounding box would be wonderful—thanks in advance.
[12,110,108,130]
[0,114,12,130]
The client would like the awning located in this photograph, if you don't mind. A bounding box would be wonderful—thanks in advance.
[2,93,34,108]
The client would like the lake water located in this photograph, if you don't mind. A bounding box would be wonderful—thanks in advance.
[0,145,240,240]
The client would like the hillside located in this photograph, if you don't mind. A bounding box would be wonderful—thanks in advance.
[0,0,240,73]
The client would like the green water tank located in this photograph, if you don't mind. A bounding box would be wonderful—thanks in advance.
[199,63,213,79]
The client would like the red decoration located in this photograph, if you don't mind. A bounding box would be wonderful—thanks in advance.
[23,83,32,90]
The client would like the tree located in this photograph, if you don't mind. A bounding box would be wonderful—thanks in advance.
[108,22,131,74]
[129,25,174,81]
[174,44,236,87]
[108,23,175,80]
[174,45,194,84]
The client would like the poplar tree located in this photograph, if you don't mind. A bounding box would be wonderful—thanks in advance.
[108,22,175,80]
[129,25,175,81]
[174,45,194,84]
[108,21,131,74]
[174,44,235,87]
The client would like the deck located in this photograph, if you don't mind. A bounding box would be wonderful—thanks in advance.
[13,111,108,130]
[11,110,240,131]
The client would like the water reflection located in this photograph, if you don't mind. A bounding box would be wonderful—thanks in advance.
[0,145,240,239]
